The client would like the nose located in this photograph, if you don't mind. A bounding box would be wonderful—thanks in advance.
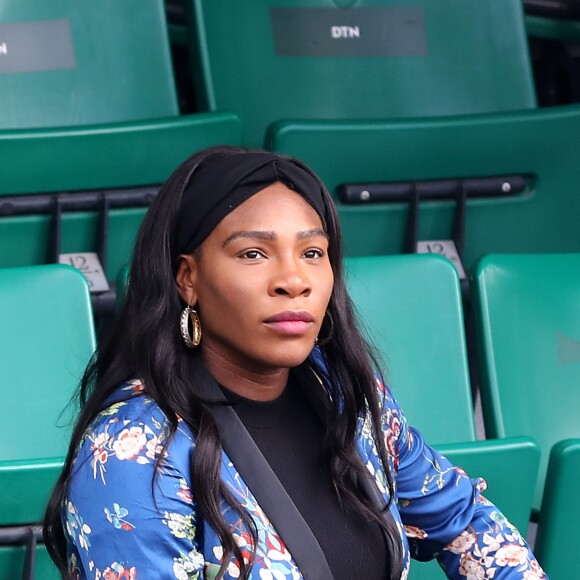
[269,258,312,298]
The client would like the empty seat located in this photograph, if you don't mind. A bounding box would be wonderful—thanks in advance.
[345,254,540,580]
[0,0,177,129]
[0,264,96,578]
[187,0,535,147]
[472,253,580,512]
[346,255,473,443]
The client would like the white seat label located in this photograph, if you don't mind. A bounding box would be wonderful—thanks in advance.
[59,252,110,293]
[416,240,467,280]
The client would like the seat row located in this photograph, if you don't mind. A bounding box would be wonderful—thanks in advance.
[1,0,580,313]
[1,253,579,579]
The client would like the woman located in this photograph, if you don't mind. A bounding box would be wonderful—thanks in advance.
[44,146,546,579]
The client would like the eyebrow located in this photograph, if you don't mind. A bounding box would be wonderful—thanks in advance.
[222,228,328,247]
[296,228,328,241]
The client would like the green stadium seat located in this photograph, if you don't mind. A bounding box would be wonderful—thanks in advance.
[270,105,580,273]
[534,439,580,580]
[0,0,242,316]
[472,254,580,513]
[0,0,177,129]
[0,264,96,578]
[187,0,535,148]
[345,254,540,580]
[346,255,473,443]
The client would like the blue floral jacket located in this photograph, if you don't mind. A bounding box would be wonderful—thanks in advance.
[64,377,546,579]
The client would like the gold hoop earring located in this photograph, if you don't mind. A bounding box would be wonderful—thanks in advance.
[180,306,202,348]
[315,312,334,347]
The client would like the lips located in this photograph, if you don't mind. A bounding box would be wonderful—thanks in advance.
[263,311,315,336]
[264,311,315,323]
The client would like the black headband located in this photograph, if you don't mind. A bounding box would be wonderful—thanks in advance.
[175,151,328,255]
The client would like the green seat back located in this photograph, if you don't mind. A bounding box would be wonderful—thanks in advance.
[189,0,535,147]
[271,105,580,271]
[535,439,580,580]
[473,253,580,511]
[0,112,242,282]
[0,265,96,523]
[345,255,474,444]
[345,255,540,579]
[0,0,177,129]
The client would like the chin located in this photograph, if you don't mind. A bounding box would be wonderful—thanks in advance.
[259,343,316,369]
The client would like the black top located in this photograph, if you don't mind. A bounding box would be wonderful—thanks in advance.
[222,378,389,580]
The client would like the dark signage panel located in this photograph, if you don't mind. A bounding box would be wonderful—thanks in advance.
[271,7,427,57]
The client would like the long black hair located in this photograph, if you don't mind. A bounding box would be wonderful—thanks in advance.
[44,145,404,579]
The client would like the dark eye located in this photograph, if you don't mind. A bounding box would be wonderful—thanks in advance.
[241,249,265,260]
[303,249,324,259]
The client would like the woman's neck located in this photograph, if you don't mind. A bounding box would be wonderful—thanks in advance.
[201,345,289,401]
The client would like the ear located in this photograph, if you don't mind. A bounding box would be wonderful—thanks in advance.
[175,253,199,306]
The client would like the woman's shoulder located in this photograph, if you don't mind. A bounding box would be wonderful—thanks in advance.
[89,379,170,431]
[76,379,195,469]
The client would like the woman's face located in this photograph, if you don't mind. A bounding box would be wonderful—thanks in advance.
[176,182,334,377]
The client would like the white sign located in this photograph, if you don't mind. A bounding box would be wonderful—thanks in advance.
[59,252,110,292]
[331,26,360,39]
[416,240,467,280]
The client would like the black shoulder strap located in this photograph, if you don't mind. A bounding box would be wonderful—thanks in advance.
[193,363,334,580]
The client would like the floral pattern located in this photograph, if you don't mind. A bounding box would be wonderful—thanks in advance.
[65,501,92,551]
[104,504,134,531]
[173,549,204,580]
[64,376,547,579]
[163,512,196,541]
